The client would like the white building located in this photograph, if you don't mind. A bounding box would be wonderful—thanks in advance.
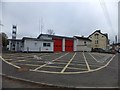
[8,37,54,52]
[22,37,53,52]
[8,34,92,52]
[74,36,92,52]
[8,39,22,52]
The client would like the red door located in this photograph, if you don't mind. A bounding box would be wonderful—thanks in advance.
[65,39,73,52]
[54,38,62,52]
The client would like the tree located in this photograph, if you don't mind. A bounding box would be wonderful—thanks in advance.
[46,29,55,35]
[0,32,8,47]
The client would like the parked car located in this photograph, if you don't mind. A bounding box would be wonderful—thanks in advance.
[117,48,120,53]
[92,48,105,53]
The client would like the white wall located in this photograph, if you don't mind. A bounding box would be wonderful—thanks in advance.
[41,41,53,52]
[39,36,52,40]
[62,38,65,51]
[23,39,53,52]
[74,39,91,51]
[8,40,22,51]
[74,39,77,51]
[24,39,41,51]
[76,46,91,51]
[8,41,11,51]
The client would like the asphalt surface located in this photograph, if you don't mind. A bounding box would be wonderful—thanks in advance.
[2,76,44,88]
[1,52,119,88]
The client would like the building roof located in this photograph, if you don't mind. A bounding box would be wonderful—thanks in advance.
[88,30,108,39]
[22,37,53,42]
[8,39,22,41]
[110,43,120,46]
[74,36,91,41]
[37,34,74,39]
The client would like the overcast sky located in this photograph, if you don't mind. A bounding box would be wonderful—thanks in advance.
[1,0,118,43]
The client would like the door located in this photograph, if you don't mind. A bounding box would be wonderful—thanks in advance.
[54,38,62,52]
[65,39,73,52]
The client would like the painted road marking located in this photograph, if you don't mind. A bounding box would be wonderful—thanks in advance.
[52,53,69,61]
[14,60,102,69]
[30,54,116,74]
[16,63,40,66]
[13,60,46,64]
[99,55,113,63]
[89,53,100,63]
[0,56,21,69]
[36,52,61,59]
[14,62,88,70]
[12,60,26,62]
[90,53,113,63]
[34,64,47,71]
[61,53,76,73]
[89,55,116,71]
[1,52,116,74]
[83,52,91,71]
[12,53,61,63]
[5,59,13,61]
[33,53,69,71]
[44,65,88,70]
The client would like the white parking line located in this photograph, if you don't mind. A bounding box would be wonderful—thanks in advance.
[13,60,26,62]
[82,52,91,71]
[4,59,13,61]
[30,53,116,74]
[61,53,76,73]
[38,52,61,59]
[33,53,69,71]
[0,56,21,69]
[89,53,113,63]
[89,53,100,63]
[52,53,69,61]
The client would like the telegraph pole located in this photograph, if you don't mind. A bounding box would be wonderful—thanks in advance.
[39,17,44,34]
[115,35,117,44]
[0,20,3,56]
[41,17,43,34]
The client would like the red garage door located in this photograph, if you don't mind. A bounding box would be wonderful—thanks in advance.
[65,39,73,52]
[54,38,62,52]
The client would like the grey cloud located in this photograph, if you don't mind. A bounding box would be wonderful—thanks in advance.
[2,2,117,43]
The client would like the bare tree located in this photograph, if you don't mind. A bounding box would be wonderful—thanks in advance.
[46,29,55,35]
[0,32,8,47]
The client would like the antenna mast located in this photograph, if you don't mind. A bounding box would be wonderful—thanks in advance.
[41,17,44,34]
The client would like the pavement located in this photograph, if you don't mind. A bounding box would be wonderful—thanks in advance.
[1,52,119,88]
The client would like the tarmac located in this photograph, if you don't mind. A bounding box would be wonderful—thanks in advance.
[1,52,119,88]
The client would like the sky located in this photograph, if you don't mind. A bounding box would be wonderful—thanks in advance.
[1,0,119,43]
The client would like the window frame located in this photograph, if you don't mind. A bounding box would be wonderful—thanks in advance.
[43,43,51,47]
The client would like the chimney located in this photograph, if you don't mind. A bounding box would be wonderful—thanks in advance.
[81,35,84,37]
[96,29,101,33]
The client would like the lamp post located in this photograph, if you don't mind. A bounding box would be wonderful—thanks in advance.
[0,20,3,56]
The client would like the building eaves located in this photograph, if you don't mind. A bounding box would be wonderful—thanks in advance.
[74,36,91,41]
[88,30,108,39]
[37,34,74,39]
[22,37,53,42]
[8,39,22,41]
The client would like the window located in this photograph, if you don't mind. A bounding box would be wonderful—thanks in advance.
[13,44,15,47]
[96,40,98,44]
[43,43,51,47]
[35,42,37,46]
[84,41,87,45]
[95,40,99,44]
[95,34,99,39]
